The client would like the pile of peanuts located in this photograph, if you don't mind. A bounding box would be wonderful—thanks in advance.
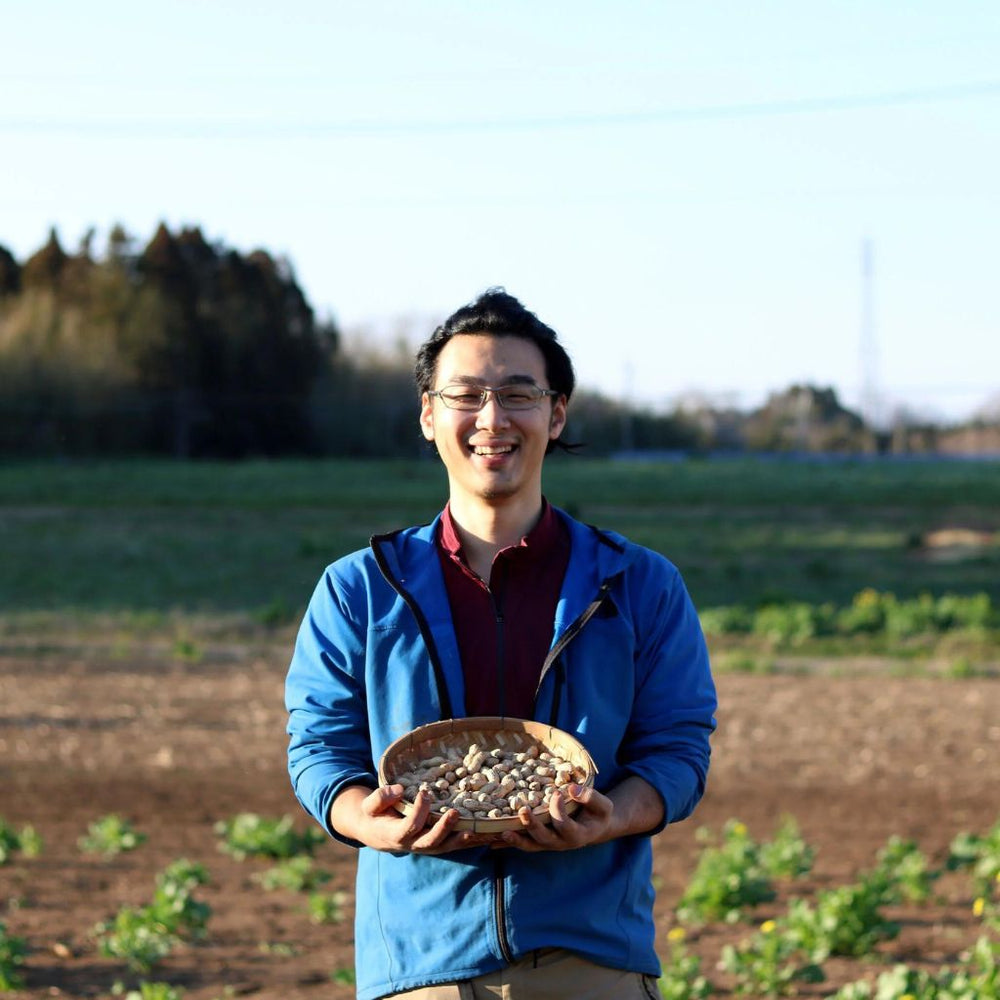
[392,735,588,820]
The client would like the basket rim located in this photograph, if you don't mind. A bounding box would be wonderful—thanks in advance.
[377,716,597,833]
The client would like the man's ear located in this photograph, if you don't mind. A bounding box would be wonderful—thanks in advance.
[548,395,568,441]
[419,393,435,441]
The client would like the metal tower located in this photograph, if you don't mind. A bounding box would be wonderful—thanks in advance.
[859,237,881,429]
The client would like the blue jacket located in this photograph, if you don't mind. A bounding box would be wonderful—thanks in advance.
[285,507,716,1000]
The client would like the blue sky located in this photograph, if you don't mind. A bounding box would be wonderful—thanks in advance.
[2,1,997,423]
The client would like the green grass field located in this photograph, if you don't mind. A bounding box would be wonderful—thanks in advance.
[1,456,998,619]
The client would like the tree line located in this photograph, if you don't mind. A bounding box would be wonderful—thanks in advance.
[2,225,994,459]
[0,225,335,457]
[0,225,696,459]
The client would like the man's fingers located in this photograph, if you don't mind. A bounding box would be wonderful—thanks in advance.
[548,788,570,824]
[564,783,613,818]
[410,807,459,849]
[362,784,405,816]
[364,783,430,823]
[360,785,432,843]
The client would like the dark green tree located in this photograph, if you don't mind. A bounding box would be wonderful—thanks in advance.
[21,228,68,290]
[0,245,20,296]
[1,222,336,456]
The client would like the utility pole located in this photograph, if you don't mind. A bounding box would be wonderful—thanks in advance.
[859,237,881,431]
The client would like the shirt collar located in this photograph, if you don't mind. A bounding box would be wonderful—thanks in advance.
[439,499,562,564]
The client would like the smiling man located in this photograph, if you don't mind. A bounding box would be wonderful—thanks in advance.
[285,289,717,1000]
[418,331,567,578]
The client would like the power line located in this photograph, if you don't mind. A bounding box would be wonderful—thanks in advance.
[2,80,999,138]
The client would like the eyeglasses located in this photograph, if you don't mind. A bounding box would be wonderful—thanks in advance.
[427,384,560,411]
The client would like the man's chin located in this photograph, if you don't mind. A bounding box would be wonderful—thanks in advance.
[476,475,521,502]
[479,486,517,502]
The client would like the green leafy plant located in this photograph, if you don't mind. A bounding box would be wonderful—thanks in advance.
[713,652,777,675]
[698,605,753,635]
[0,826,17,867]
[720,919,824,996]
[254,856,331,893]
[112,981,186,1000]
[759,815,816,880]
[0,921,28,991]
[0,819,43,864]
[956,935,1000,999]
[257,940,300,957]
[830,963,937,999]
[171,636,202,663]
[871,835,939,903]
[331,967,356,985]
[655,928,712,999]
[753,600,837,646]
[95,907,176,973]
[306,890,349,924]
[702,589,999,646]
[948,818,1000,896]
[79,814,148,856]
[148,859,211,939]
[214,813,324,860]
[15,825,43,858]
[830,935,1000,999]
[785,871,899,962]
[94,859,211,971]
[676,820,775,925]
[835,588,888,635]
[972,870,1000,933]
[946,656,986,679]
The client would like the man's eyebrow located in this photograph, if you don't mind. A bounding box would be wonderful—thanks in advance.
[448,375,539,386]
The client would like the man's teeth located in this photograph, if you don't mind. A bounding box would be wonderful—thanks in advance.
[473,445,514,455]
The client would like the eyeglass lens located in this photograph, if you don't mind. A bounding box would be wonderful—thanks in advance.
[438,385,546,409]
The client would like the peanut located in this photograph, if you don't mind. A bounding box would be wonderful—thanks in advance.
[389,734,587,821]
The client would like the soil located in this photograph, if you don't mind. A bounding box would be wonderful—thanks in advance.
[1,635,998,999]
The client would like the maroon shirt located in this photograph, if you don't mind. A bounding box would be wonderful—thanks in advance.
[437,500,571,719]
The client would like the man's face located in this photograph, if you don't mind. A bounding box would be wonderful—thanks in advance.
[420,334,567,509]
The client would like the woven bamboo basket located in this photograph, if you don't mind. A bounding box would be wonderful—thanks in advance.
[378,716,597,833]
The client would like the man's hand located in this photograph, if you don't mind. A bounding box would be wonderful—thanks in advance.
[495,784,613,852]
[330,784,501,854]
[497,775,664,852]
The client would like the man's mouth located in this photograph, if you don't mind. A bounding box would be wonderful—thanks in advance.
[471,443,516,456]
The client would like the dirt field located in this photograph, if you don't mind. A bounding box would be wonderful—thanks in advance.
[1,635,998,998]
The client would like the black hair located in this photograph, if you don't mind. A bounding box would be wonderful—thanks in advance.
[414,288,576,401]
[414,288,579,455]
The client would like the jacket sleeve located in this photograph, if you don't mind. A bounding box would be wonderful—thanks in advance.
[618,557,717,832]
[285,563,376,847]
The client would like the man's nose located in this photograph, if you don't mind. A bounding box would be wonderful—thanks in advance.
[476,391,511,427]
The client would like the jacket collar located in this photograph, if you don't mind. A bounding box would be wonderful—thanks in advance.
[372,507,630,616]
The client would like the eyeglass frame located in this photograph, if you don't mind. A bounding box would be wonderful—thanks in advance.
[426,382,562,412]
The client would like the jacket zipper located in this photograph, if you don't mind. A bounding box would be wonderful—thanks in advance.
[547,658,566,728]
[370,537,454,719]
[534,573,620,720]
[373,532,619,965]
[373,537,517,963]
[493,574,621,963]
[494,856,515,963]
